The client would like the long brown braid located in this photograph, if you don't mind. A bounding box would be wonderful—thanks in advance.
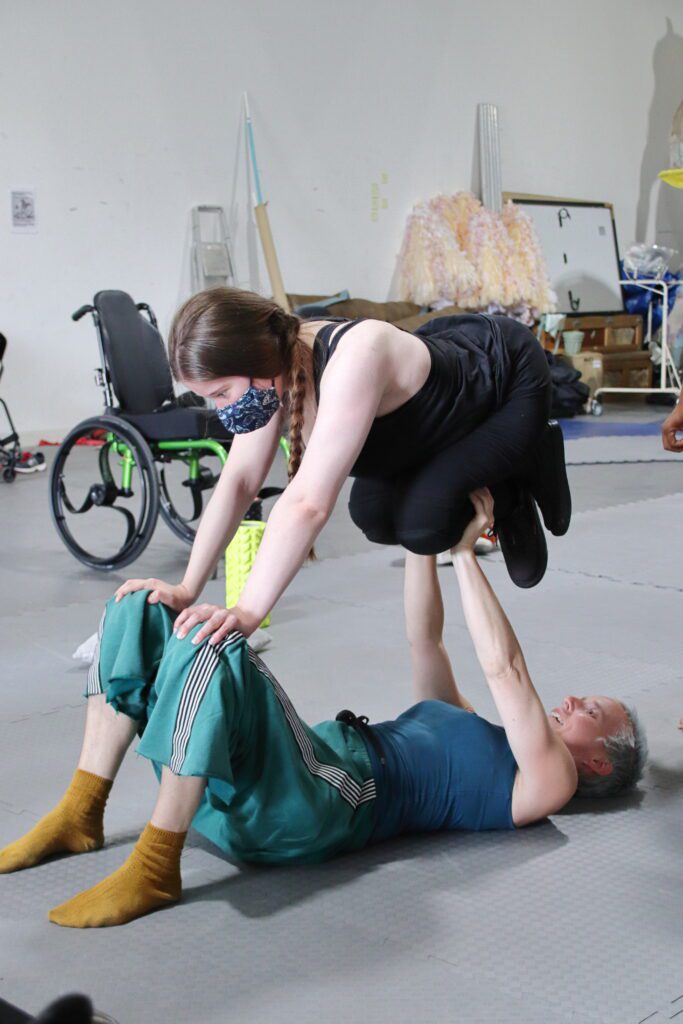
[270,310,312,483]
[269,308,317,560]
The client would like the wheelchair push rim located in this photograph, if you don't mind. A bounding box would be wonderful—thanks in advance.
[49,417,159,571]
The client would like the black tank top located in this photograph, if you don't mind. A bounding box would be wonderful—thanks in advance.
[311,314,514,479]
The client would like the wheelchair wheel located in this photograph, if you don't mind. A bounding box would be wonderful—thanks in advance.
[49,416,159,571]
[157,453,223,545]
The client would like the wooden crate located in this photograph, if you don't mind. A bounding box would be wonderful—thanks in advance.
[542,313,643,352]
[559,350,653,399]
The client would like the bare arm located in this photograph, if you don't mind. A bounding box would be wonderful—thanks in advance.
[180,412,283,600]
[404,552,474,710]
[191,323,391,642]
[115,407,282,609]
[451,491,576,823]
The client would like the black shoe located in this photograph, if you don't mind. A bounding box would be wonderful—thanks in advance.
[526,421,571,537]
[496,487,548,589]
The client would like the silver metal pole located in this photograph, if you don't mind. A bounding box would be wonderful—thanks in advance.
[477,103,502,213]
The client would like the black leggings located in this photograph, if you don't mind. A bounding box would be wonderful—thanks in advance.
[348,341,551,556]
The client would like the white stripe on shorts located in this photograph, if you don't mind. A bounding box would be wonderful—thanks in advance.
[86,607,107,696]
[248,649,377,810]
[169,631,243,774]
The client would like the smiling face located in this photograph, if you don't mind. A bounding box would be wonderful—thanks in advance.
[548,695,631,779]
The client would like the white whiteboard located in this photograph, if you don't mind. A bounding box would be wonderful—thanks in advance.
[514,201,624,314]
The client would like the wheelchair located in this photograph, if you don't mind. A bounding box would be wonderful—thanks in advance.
[1,332,46,481]
[49,290,288,571]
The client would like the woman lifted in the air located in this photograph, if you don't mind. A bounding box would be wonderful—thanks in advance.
[114,288,572,644]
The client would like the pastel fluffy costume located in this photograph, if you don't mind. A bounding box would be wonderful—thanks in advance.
[397,191,556,322]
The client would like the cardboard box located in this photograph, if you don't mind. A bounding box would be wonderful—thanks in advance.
[560,350,653,399]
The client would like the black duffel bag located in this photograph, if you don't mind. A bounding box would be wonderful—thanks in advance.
[545,352,590,418]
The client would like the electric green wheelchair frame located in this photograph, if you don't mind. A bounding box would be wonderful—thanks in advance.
[112,435,290,491]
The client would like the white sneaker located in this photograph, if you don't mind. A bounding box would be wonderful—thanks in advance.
[15,451,46,473]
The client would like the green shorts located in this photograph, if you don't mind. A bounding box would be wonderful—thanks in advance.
[87,592,377,864]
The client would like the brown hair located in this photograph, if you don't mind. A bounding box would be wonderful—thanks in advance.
[168,287,312,484]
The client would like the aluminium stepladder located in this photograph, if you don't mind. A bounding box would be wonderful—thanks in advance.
[191,205,236,293]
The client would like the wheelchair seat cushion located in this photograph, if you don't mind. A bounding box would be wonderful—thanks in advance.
[119,405,232,442]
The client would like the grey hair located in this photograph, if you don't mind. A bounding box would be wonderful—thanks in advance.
[574,704,648,799]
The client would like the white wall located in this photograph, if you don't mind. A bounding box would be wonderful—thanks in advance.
[1,0,682,435]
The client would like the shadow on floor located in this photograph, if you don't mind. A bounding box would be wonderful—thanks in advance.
[183,819,568,920]
[642,761,683,793]
[557,787,646,817]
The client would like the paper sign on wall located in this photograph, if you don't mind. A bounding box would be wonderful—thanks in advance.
[11,189,37,232]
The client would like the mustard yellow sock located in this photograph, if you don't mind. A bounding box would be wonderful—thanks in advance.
[48,823,185,928]
[0,769,111,874]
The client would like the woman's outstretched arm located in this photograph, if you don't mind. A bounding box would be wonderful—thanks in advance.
[404,552,474,709]
[115,408,283,611]
[451,489,576,823]
[186,329,389,644]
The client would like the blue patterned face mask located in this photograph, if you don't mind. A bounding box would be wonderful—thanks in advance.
[215,381,281,434]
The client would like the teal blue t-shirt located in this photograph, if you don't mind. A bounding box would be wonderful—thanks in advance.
[367,700,518,842]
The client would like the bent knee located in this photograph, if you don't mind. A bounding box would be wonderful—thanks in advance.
[357,523,399,545]
[348,497,398,545]
[396,502,473,555]
[397,527,456,556]
[103,590,174,638]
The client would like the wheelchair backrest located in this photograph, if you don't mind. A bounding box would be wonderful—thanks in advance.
[94,291,175,413]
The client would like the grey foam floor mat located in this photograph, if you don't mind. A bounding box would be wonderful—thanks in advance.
[544,493,682,591]
[1,430,683,1023]
[564,434,677,464]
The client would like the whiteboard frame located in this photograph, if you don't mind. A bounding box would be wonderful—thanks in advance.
[502,192,624,314]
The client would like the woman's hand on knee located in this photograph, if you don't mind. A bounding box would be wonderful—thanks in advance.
[174,603,226,642]
[114,578,194,611]
[175,603,259,644]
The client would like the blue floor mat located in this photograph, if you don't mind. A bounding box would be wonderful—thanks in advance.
[559,419,662,439]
